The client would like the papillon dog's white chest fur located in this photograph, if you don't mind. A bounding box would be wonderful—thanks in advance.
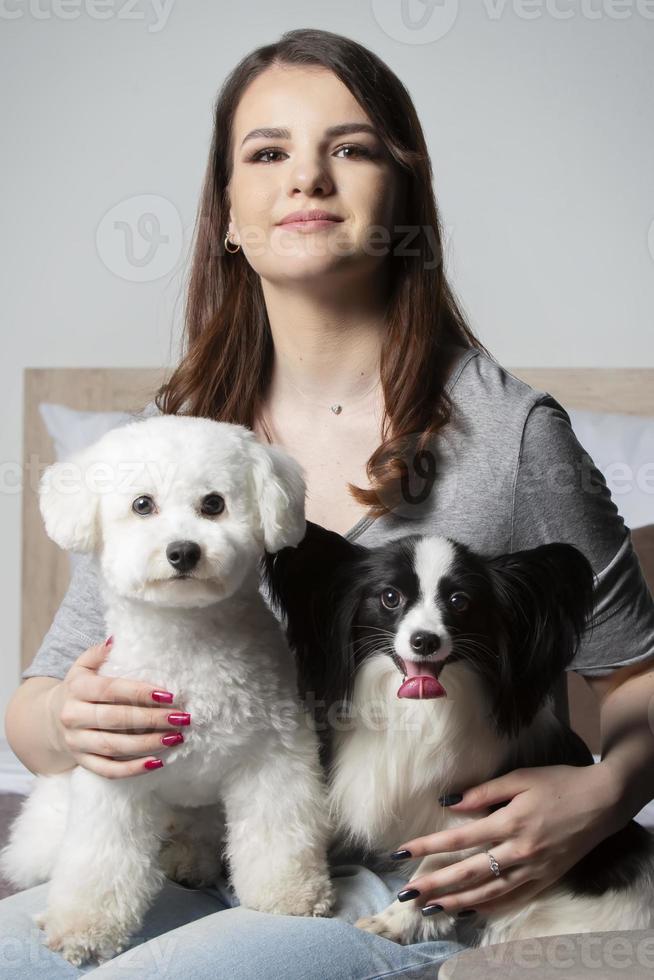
[328,657,511,853]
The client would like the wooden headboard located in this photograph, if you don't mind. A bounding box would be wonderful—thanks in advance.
[21,366,654,753]
[22,368,166,674]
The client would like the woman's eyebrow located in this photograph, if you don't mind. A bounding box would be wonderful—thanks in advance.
[240,122,379,148]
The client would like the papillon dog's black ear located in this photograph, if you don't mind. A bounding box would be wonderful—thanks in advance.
[485,542,596,736]
[260,520,366,706]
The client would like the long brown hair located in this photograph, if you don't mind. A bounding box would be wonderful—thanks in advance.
[156,27,494,518]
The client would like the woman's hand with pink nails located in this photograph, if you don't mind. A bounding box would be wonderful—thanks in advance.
[48,638,190,779]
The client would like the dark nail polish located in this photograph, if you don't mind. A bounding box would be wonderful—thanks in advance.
[457,909,477,918]
[438,793,463,806]
[144,759,163,770]
[390,849,412,860]
[161,733,184,746]
[152,690,174,703]
[421,904,444,916]
[168,713,191,726]
[397,888,420,902]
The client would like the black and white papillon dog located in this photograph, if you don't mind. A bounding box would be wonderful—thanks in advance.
[263,521,654,947]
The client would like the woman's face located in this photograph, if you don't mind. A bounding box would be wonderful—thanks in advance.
[226,64,405,287]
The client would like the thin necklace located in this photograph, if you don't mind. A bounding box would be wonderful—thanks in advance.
[281,373,381,415]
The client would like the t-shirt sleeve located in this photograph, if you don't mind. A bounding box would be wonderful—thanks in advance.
[510,394,654,677]
[21,553,107,681]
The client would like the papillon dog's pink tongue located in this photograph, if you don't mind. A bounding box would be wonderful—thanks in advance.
[397,676,446,699]
[397,657,447,699]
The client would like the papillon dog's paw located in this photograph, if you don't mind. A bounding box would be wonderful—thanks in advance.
[33,906,130,966]
[355,903,421,944]
[356,901,456,945]
[159,834,224,889]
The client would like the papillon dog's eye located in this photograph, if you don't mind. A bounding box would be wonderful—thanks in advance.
[201,493,225,516]
[380,588,402,610]
[132,495,155,516]
[449,591,470,612]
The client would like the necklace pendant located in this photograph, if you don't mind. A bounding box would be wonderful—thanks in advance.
[330,404,343,415]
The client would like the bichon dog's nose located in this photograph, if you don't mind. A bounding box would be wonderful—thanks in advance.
[166,540,201,573]
[410,631,441,655]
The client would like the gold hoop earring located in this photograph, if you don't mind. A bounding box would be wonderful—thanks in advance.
[224,234,241,254]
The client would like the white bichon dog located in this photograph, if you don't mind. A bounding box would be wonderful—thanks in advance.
[1,414,334,965]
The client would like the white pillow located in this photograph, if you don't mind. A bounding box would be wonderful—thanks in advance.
[39,403,134,460]
[566,407,654,530]
[38,401,159,570]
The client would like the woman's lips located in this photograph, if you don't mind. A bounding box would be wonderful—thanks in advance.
[277,218,342,231]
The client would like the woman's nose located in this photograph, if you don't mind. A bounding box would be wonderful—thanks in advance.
[285,156,335,196]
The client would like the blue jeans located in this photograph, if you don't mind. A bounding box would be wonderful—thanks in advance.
[0,864,471,978]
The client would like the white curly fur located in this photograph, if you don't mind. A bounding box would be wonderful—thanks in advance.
[0,415,333,966]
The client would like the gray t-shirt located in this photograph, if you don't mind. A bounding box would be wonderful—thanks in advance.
[22,348,654,722]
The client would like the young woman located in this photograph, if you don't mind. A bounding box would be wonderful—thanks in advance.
[3,28,654,979]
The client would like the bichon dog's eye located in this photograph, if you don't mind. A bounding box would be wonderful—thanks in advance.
[201,493,225,516]
[449,591,470,612]
[132,495,155,516]
[380,588,402,610]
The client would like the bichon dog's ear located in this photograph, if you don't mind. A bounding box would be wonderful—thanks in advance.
[247,440,306,553]
[38,448,102,553]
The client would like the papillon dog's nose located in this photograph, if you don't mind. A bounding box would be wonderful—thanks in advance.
[166,540,201,573]
[410,631,441,655]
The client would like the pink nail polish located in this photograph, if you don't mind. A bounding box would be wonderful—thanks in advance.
[167,713,191,726]
[144,759,164,771]
[105,635,114,648]
[151,690,174,703]
[161,733,184,746]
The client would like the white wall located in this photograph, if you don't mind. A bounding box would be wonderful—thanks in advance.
[1,0,653,719]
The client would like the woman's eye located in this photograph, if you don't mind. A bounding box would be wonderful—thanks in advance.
[334,144,373,159]
[449,592,470,612]
[132,495,155,516]
[249,145,373,164]
[201,493,225,516]
[381,588,402,610]
[250,148,285,163]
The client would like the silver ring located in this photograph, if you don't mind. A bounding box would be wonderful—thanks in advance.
[486,850,501,877]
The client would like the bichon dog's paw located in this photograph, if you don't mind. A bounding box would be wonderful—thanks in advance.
[307,872,335,918]
[248,868,335,918]
[269,872,335,919]
[356,901,452,945]
[159,834,224,889]
[32,906,130,966]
